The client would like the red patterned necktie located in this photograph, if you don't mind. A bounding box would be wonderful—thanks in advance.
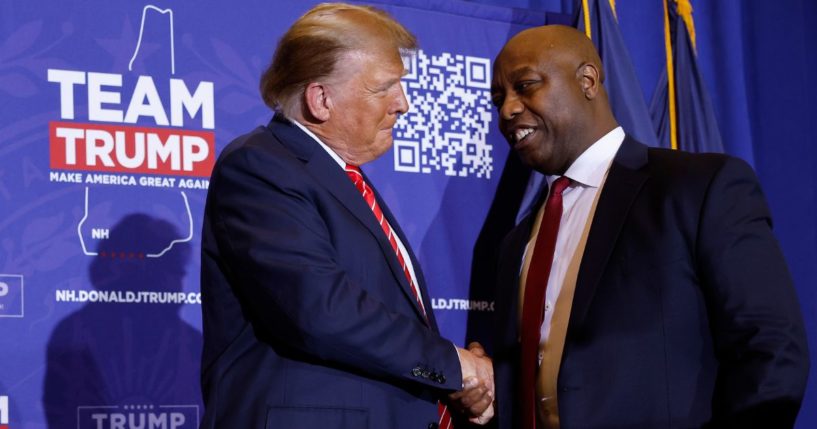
[519,176,571,429]
[345,165,428,317]
[344,165,453,429]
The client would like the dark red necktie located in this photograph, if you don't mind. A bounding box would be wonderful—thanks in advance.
[344,165,453,428]
[519,176,571,429]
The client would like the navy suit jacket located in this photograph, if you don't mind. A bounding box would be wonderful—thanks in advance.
[200,115,462,429]
[493,136,809,428]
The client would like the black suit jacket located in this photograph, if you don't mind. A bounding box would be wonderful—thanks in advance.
[493,136,809,428]
[200,115,462,428]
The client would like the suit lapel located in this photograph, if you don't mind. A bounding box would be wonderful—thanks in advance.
[266,115,430,325]
[372,181,437,328]
[568,136,649,339]
[496,207,540,348]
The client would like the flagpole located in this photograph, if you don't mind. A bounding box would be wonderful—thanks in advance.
[663,0,679,150]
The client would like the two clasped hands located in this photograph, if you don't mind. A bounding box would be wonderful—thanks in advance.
[451,342,495,425]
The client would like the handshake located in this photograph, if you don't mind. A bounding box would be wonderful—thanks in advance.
[450,342,495,425]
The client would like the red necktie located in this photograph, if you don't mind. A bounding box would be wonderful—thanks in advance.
[520,176,571,429]
[345,165,427,316]
[344,165,453,428]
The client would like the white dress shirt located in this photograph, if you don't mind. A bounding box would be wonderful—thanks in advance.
[523,127,625,349]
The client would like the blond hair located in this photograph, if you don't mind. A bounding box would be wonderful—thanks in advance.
[259,3,417,117]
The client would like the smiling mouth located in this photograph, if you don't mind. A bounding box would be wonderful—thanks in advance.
[511,128,535,146]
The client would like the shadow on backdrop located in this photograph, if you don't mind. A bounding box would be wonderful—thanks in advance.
[42,213,202,428]
[465,152,531,354]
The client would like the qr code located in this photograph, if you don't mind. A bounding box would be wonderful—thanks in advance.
[394,50,494,179]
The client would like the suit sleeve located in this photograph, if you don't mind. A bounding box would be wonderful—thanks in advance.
[208,144,462,392]
[696,157,809,428]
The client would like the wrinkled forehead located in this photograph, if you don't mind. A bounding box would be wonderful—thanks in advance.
[330,47,406,88]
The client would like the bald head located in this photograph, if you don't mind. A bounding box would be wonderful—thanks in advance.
[500,25,605,83]
[491,25,618,175]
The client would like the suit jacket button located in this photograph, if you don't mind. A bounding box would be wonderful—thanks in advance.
[437,374,446,384]
[428,423,439,429]
[412,367,423,377]
[421,370,431,378]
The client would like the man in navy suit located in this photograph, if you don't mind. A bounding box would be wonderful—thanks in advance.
[199,3,495,428]
[489,25,809,428]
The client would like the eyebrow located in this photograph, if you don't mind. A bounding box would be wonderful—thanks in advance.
[507,66,538,81]
[385,77,403,89]
[491,66,539,93]
[368,77,401,93]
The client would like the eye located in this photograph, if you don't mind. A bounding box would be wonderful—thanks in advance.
[491,94,504,107]
[377,82,394,94]
[514,80,538,93]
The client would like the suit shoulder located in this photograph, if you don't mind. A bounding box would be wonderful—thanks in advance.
[214,126,305,174]
[217,126,282,163]
[647,147,726,170]
[204,127,319,212]
[645,148,756,183]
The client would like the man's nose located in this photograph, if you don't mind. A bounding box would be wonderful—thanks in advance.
[500,95,523,120]
[393,83,409,115]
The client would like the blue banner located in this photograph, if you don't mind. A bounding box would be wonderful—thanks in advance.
[0,1,541,426]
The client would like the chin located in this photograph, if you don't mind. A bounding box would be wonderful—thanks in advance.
[376,137,394,152]
[515,149,541,169]
[373,146,392,161]
[519,152,557,175]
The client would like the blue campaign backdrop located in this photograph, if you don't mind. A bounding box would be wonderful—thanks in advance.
[1,0,814,428]
[0,0,540,427]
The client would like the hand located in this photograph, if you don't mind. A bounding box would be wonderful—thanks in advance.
[449,342,495,424]
[450,377,495,425]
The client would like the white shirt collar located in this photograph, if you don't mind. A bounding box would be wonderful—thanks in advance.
[547,126,625,189]
[291,118,347,168]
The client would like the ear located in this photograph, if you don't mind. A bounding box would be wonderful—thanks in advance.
[304,82,331,122]
[577,62,601,100]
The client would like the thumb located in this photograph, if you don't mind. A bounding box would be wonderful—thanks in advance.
[468,341,486,357]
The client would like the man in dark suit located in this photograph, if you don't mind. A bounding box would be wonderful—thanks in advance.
[199,4,494,428]
[489,25,809,429]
